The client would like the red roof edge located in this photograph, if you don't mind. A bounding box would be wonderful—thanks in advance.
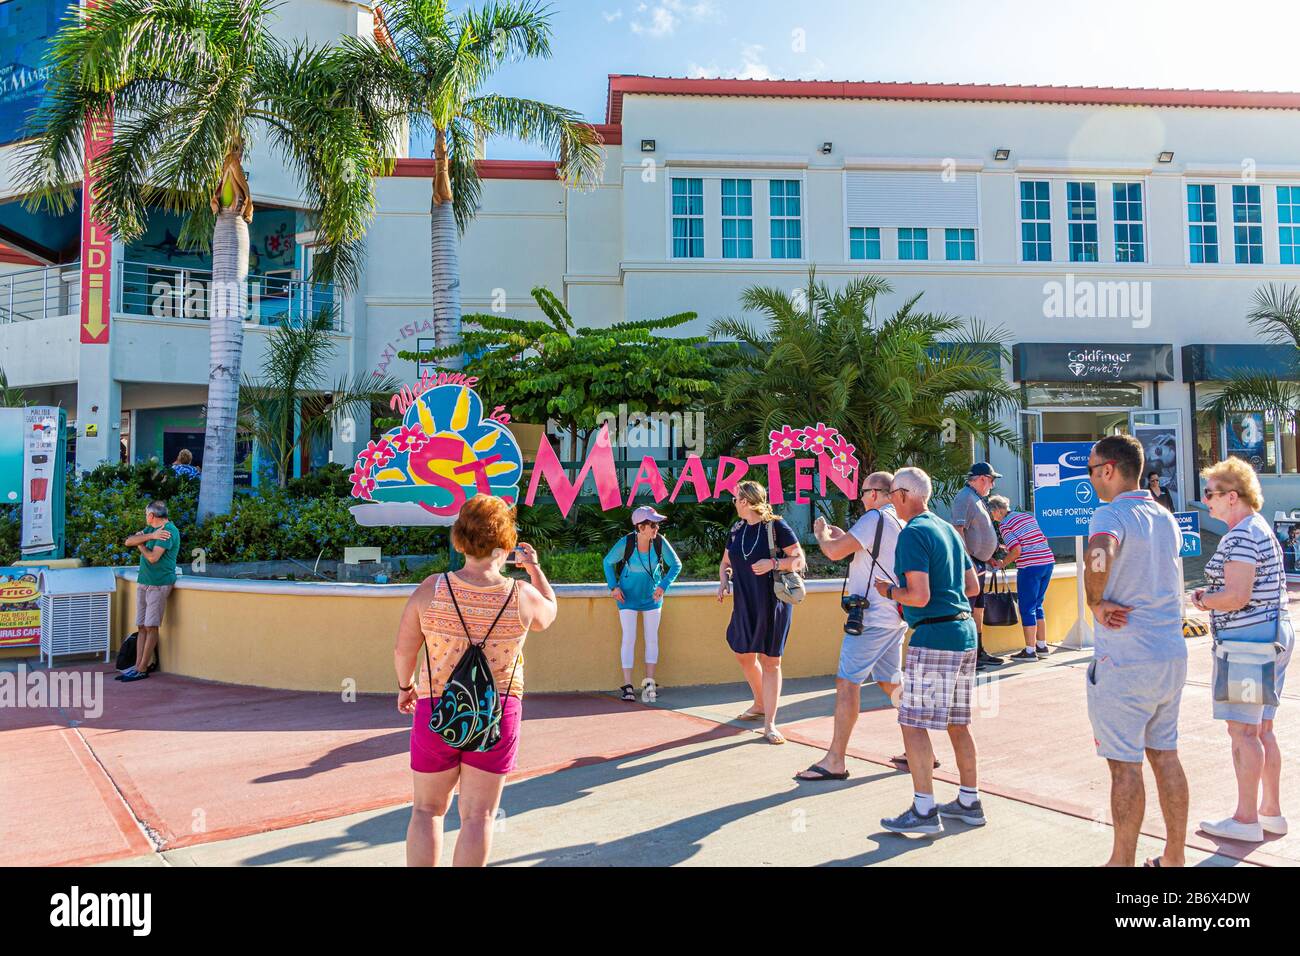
[0,244,42,266]
[389,158,559,180]
[605,74,1300,121]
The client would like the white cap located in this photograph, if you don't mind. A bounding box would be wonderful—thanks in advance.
[631,505,667,525]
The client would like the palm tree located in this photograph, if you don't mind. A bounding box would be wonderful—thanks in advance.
[1205,284,1300,431]
[20,0,398,521]
[709,271,1019,504]
[342,0,603,366]
[0,369,25,408]
[239,311,400,487]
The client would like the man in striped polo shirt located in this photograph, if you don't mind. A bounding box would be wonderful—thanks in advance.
[1084,433,1189,868]
[988,496,1056,662]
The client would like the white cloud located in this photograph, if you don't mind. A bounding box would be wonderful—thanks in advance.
[688,43,773,81]
[630,0,720,39]
[603,9,623,22]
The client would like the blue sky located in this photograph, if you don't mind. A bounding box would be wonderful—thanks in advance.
[411,0,1300,160]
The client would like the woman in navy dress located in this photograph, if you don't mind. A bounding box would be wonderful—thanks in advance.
[716,480,805,744]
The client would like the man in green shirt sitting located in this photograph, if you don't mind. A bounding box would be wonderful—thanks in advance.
[120,500,180,682]
[875,467,984,835]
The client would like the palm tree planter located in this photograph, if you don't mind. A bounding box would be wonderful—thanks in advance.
[21,0,397,521]
[345,0,603,365]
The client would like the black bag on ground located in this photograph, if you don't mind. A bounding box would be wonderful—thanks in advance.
[115,632,160,672]
[982,570,1019,628]
[425,574,519,752]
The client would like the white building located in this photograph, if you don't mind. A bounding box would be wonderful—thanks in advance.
[4,4,1300,515]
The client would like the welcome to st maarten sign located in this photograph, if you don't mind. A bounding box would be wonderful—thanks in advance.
[348,374,861,526]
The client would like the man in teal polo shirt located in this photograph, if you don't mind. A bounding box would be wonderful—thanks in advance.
[120,500,180,682]
[875,467,984,835]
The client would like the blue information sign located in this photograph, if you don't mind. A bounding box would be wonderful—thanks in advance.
[1175,511,1202,558]
[1030,441,1100,539]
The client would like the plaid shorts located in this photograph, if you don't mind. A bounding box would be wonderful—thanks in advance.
[897,646,977,730]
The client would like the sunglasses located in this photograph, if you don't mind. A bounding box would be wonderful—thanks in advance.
[1202,488,1234,500]
[862,486,891,495]
[1086,459,1117,475]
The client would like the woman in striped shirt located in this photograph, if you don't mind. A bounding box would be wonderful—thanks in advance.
[988,497,1056,662]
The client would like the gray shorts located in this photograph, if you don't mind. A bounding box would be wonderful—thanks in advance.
[1086,654,1187,763]
[1213,617,1294,725]
[136,584,173,628]
[837,623,905,685]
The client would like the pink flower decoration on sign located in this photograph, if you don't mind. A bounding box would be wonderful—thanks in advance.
[359,437,395,467]
[803,422,838,456]
[388,425,428,454]
[828,434,859,477]
[348,463,376,500]
[768,425,806,460]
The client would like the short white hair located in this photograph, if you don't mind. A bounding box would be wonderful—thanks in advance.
[892,466,932,503]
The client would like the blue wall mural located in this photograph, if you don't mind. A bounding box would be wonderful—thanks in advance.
[0,0,77,146]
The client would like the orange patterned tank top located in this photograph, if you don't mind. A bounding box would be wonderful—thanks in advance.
[418,574,528,700]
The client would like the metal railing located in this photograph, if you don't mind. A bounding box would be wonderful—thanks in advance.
[118,259,341,330]
[0,262,81,323]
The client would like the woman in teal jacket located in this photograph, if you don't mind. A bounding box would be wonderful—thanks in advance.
[602,506,683,702]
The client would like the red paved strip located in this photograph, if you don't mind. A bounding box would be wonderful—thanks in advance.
[5,665,743,862]
[781,655,1299,867]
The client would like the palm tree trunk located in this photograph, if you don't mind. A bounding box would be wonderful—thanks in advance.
[197,206,250,522]
[431,127,462,369]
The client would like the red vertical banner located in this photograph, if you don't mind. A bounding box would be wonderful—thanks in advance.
[78,105,113,345]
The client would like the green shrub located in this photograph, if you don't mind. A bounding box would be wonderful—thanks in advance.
[540,550,606,584]
[0,505,19,566]
[683,550,722,580]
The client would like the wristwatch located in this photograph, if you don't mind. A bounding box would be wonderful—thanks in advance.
[886,585,895,600]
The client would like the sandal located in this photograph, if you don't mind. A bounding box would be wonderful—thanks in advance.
[764,729,786,745]
[735,708,765,721]
[890,754,940,770]
[796,763,849,782]
[620,684,636,702]
[1143,857,1162,868]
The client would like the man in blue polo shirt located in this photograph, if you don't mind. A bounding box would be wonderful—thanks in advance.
[1085,433,1188,867]
[875,467,984,835]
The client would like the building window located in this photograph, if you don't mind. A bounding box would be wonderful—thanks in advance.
[1279,186,1300,264]
[1187,184,1219,263]
[944,228,976,261]
[1232,184,1263,264]
[849,226,881,260]
[671,178,703,258]
[898,227,929,261]
[721,179,753,259]
[1112,182,1145,263]
[1020,180,1051,261]
[769,180,802,259]
[1066,181,1099,262]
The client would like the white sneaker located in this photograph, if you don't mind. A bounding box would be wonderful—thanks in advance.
[1260,814,1288,836]
[1199,816,1264,842]
[640,678,657,703]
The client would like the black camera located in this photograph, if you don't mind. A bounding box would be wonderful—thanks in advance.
[842,593,870,635]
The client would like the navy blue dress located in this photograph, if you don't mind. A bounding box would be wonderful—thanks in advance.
[726,518,799,657]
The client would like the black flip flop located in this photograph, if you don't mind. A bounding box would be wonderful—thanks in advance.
[620,684,636,702]
[890,755,940,770]
[795,764,850,782]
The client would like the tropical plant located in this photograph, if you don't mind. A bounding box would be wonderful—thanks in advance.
[239,312,400,487]
[0,368,26,407]
[708,270,1019,503]
[341,0,603,363]
[1204,284,1300,430]
[21,0,399,522]
[401,286,725,462]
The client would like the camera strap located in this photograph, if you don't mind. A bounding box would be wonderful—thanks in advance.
[843,508,898,597]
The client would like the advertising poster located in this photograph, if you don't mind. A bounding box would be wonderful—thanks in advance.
[0,406,22,504]
[0,566,42,647]
[1226,412,1268,473]
[1276,518,1300,579]
[1133,423,1181,510]
[0,0,77,145]
[20,405,58,554]
[1030,441,1100,538]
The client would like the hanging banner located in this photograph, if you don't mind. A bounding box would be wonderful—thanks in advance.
[0,566,43,648]
[20,406,58,554]
[1133,422,1182,510]
[78,88,113,344]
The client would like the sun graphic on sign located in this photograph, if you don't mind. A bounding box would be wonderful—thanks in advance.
[349,384,522,526]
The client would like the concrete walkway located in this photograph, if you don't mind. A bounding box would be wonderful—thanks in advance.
[3,634,1294,867]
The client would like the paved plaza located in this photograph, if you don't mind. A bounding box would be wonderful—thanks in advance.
[3,626,1296,868]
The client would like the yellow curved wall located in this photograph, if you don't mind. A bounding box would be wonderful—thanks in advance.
[109,572,1086,694]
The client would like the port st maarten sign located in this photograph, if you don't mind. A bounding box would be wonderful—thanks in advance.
[348,374,860,526]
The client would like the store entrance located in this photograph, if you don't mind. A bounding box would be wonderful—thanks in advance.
[1040,410,1129,443]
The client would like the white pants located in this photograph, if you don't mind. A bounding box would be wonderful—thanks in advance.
[619,608,661,669]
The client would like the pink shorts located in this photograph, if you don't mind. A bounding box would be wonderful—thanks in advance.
[410,695,522,776]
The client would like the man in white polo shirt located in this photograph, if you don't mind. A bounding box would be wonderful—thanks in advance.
[798,471,908,781]
[1084,433,1189,868]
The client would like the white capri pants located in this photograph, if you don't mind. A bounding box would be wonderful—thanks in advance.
[619,608,661,668]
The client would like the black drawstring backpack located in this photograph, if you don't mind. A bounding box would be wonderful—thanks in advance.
[424,574,519,752]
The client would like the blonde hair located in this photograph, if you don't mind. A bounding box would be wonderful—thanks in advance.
[735,480,777,522]
[1200,456,1263,511]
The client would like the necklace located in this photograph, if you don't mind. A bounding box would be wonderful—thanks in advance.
[740,521,762,560]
